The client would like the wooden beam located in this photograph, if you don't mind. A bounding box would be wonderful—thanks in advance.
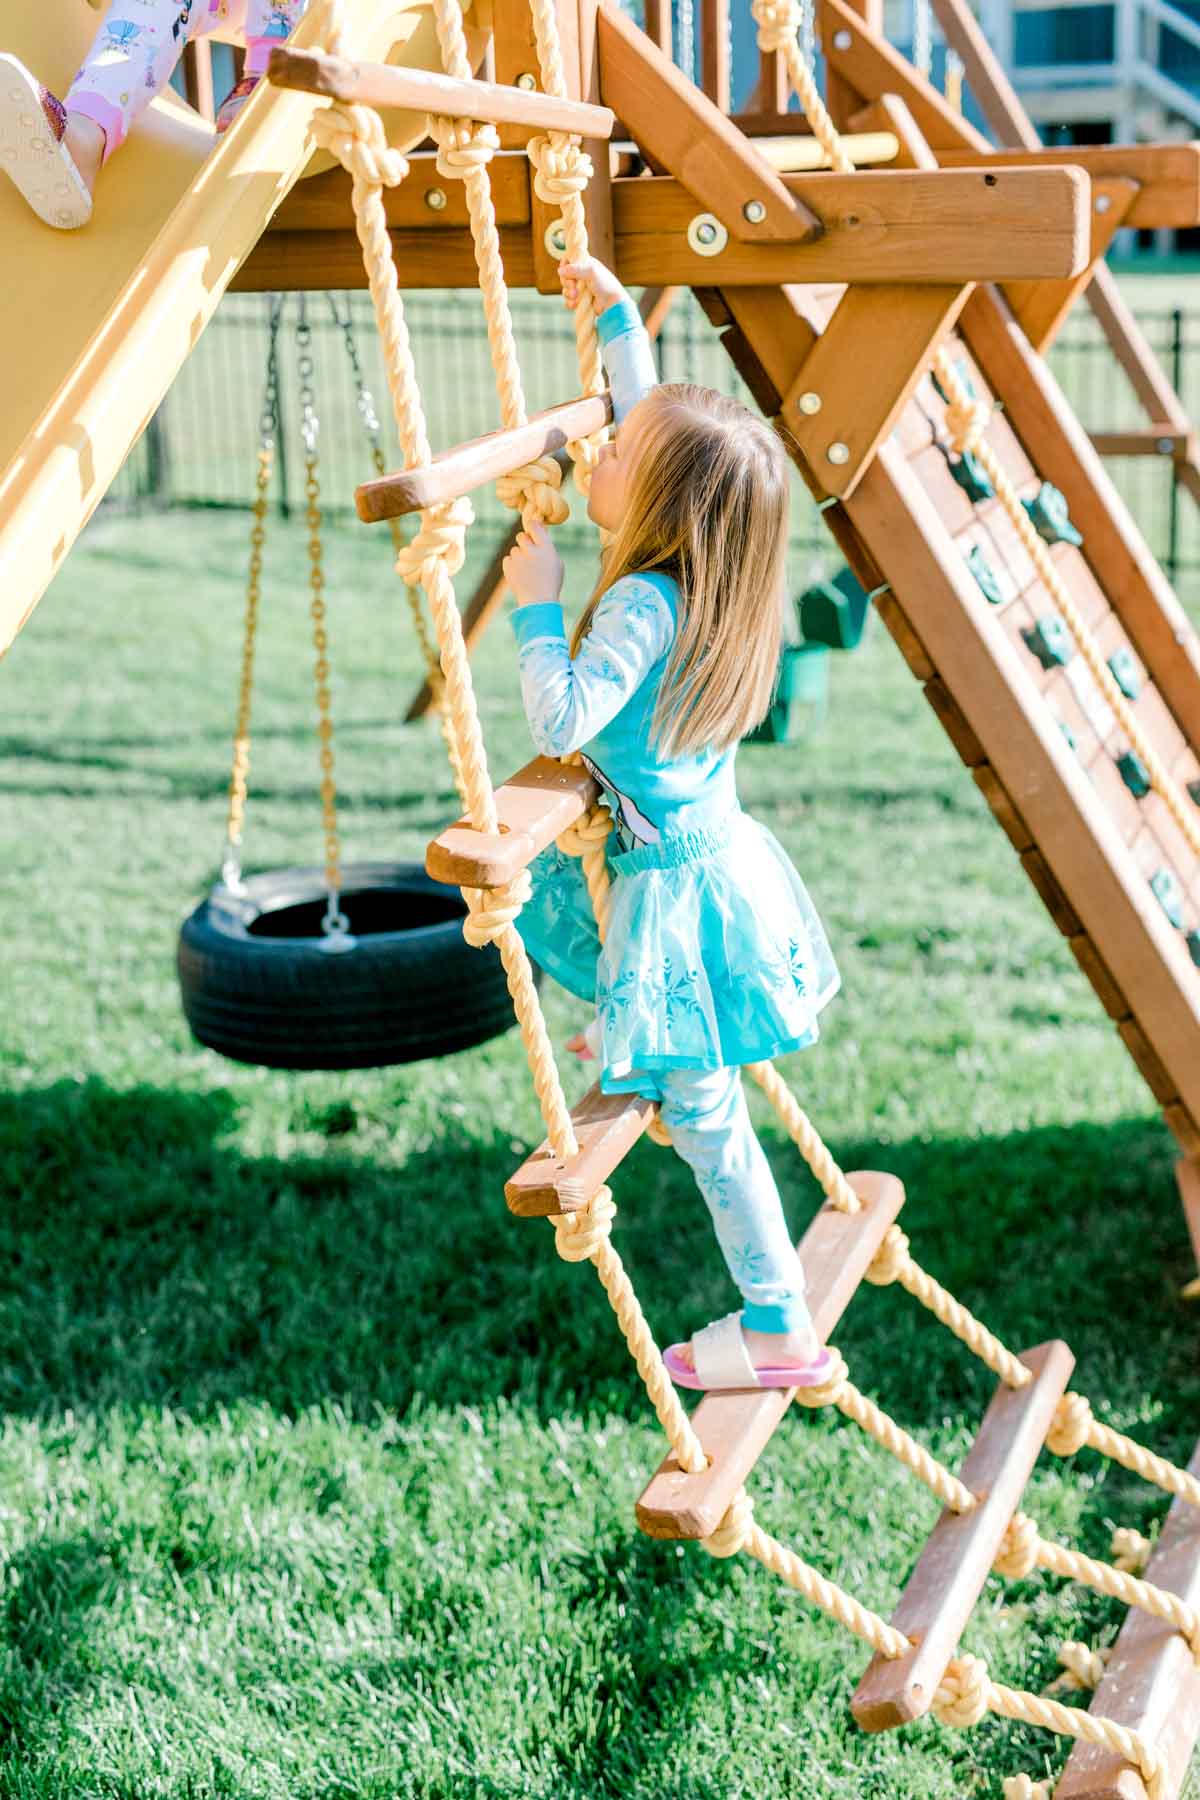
[576,0,616,271]
[851,1340,1075,1731]
[230,225,538,291]
[826,0,883,129]
[1002,175,1139,356]
[699,0,732,111]
[506,1085,657,1215]
[636,1172,907,1541]
[268,153,532,230]
[426,756,599,888]
[1055,1440,1200,1799]
[267,44,616,137]
[181,40,215,123]
[597,2,820,243]
[937,145,1200,231]
[355,393,612,520]
[1180,1159,1200,1293]
[642,0,672,62]
[819,0,992,153]
[1091,428,1195,459]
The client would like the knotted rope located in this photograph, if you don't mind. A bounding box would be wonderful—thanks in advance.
[1048,1392,1200,1508]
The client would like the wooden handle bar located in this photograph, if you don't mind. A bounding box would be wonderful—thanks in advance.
[757,130,900,171]
[268,45,616,139]
[506,1086,657,1215]
[356,393,612,521]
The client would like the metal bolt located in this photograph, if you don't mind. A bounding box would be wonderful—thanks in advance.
[1095,192,1111,214]
[828,442,851,465]
[742,198,767,224]
[424,186,448,211]
[544,221,568,257]
[797,391,822,416]
[516,72,537,89]
[833,28,852,48]
[1157,437,1175,455]
[687,212,729,256]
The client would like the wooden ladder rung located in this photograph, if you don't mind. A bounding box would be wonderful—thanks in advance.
[1054,1440,1200,1800]
[426,755,598,889]
[506,1084,656,1216]
[635,1171,907,1542]
[356,395,612,522]
[268,46,615,139]
[851,1338,1076,1732]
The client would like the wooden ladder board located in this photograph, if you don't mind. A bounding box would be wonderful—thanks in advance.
[635,1171,905,1541]
[506,1084,656,1216]
[851,1339,1075,1730]
[426,755,599,889]
[1055,1440,1200,1800]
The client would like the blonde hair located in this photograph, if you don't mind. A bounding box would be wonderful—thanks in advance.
[570,383,790,757]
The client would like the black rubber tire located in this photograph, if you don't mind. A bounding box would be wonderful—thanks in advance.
[177,861,523,1070]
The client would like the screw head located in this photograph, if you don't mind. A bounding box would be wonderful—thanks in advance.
[697,221,717,244]
[1095,192,1111,214]
[832,28,852,48]
[742,198,767,224]
[797,391,822,416]
[828,442,851,465]
[544,222,568,256]
[687,212,728,256]
[516,71,537,89]
[424,186,448,211]
[1157,437,1175,455]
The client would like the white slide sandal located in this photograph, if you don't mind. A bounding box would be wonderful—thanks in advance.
[663,1310,838,1392]
[0,55,93,229]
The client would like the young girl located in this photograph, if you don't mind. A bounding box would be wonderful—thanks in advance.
[502,257,841,1393]
[0,0,307,230]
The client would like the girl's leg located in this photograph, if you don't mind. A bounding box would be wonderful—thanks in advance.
[658,1065,818,1365]
[212,2,307,135]
[66,0,206,174]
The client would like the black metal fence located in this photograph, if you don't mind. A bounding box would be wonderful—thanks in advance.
[108,288,1200,606]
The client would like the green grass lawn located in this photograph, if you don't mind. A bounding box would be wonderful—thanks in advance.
[1,507,1198,1798]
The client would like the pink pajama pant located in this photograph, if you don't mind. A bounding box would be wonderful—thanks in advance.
[66,0,308,159]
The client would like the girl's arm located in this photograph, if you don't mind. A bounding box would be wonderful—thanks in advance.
[510,575,674,758]
[560,258,659,424]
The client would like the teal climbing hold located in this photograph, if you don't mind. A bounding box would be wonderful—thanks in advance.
[1151,868,1184,930]
[1118,750,1152,798]
[1057,717,1079,754]
[1023,482,1083,548]
[797,566,871,651]
[966,543,1005,607]
[1188,929,1200,969]
[1022,615,1074,671]
[1190,777,1200,807]
[947,449,994,505]
[1107,647,1142,701]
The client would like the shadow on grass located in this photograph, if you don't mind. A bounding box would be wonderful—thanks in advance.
[0,1077,1194,1450]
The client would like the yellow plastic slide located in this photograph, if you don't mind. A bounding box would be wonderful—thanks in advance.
[0,0,453,657]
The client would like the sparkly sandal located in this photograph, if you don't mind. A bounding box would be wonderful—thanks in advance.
[0,55,93,229]
[214,74,261,135]
[664,1310,837,1392]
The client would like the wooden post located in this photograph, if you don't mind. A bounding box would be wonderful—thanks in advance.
[182,39,215,121]
[700,0,732,111]
[824,0,882,128]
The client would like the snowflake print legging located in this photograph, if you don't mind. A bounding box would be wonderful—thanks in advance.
[657,1066,811,1335]
[66,0,307,162]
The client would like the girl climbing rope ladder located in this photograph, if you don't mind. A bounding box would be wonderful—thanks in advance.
[502,254,842,1394]
[0,0,307,229]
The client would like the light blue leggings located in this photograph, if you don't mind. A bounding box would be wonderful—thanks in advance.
[656,1066,811,1335]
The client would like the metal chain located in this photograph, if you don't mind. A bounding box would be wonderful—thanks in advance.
[222,292,284,892]
[298,300,352,949]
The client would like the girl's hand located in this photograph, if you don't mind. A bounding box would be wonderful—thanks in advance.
[503,519,565,607]
[559,256,626,317]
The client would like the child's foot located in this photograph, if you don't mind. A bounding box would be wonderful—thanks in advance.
[664,1311,835,1391]
[214,75,261,135]
[566,1016,602,1062]
[673,1322,822,1374]
[0,56,95,228]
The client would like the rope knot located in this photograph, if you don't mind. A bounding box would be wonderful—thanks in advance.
[751,0,801,55]
[495,455,570,526]
[394,497,473,589]
[310,100,411,188]
[1055,1640,1109,1692]
[528,133,593,208]
[556,800,613,858]
[430,114,500,178]
[864,1225,910,1286]
[943,391,991,457]
[462,871,532,948]
[1112,1527,1152,1574]
[552,1185,615,1263]
[993,1509,1040,1579]
[1003,1779,1050,1800]
[932,1653,990,1728]
[1047,1391,1092,1458]
[702,1488,755,1558]
[792,1346,848,1408]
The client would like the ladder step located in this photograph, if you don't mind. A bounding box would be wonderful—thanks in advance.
[1054,1438,1200,1800]
[426,755,598,890]
[635,1171,906,1542]
[506,1084,656,1216]
[851,1339,1075,1732]
[268,46,615,140]
[356,395,612,522]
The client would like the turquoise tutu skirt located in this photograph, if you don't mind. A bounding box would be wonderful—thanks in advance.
[516,810,840,1096]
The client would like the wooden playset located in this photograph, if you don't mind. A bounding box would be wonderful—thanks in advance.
[4,0,1200,1789]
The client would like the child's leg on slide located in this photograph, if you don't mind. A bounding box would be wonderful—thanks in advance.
[658,1065,819,1369]
[213,0,307,130]
[64,0,216,186]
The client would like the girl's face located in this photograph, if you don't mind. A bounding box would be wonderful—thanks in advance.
[587,400,650,533]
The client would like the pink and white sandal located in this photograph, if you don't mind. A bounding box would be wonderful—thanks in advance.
[664,1310,838,1392]
[0,55,92,229]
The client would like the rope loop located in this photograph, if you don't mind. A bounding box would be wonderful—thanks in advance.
[527,131,594,207]
[933,1653,991,1728]
[552,1184,616,1263]
[792,1347,849,1408]
[1003,1779,1050,1800]
[751,0,801,56]
[462,871,533,948]
[1056,1641,1109,1692]
[430,113,500,178]
[495,455,571,526]
[557,803,613,859]
[864,1224,910,1286]
[1047,1391,1092,1458]
[994,1509,1040,1580]
[394,497,473,589]
[310,100,411,189]
[1112,1527,1153,1574]
[702,1488,755,1559]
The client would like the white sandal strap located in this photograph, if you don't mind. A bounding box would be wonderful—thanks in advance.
[691,1311,760,1389]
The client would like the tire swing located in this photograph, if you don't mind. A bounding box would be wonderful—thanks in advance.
[177,294,522,1071]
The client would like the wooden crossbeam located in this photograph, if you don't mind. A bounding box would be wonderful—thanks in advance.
[1003,175,1139,356]
[936,145,1200,233]
[426,755,599,888]
[267,153,532,231]
[1055,1441,1200,1799]
[635,1171,906,1541]
[267,44,615,137]
[851,1340,1075,1730]
[355,394,612,521]
[1091,428,1197,460]
[506,1084,656,1215]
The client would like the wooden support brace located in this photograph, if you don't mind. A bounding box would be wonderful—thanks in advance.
[1055,1440,1200,1800]
[1179,1159,1200,1293]
[267,44,616,137]
[505,1084,656,1215]
[355,393,611,520]
[851,1339,1076,1731]
[636,1172,906,1541]
[1091,429,1197,461]
[426,755,599,888]
[819,0,992,154]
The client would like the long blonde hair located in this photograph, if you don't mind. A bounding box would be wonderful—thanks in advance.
[570,383,790,756]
